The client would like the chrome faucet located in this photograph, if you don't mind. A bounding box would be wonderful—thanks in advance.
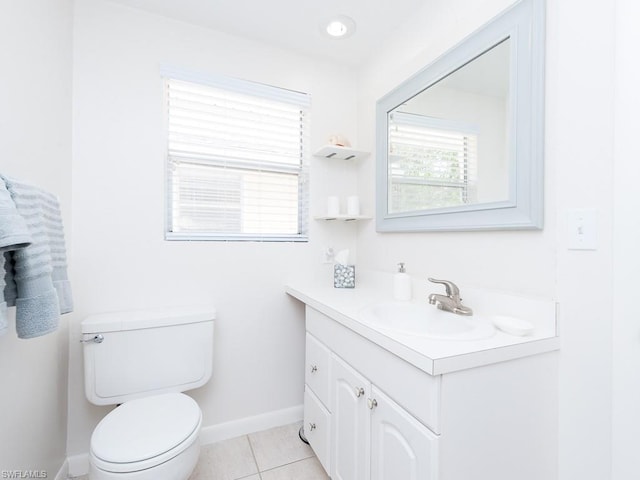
[427,278,473,316]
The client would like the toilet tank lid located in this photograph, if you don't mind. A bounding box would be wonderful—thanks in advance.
[82,305,216,333]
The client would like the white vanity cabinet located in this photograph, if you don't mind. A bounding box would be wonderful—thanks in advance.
[302,305,558,480]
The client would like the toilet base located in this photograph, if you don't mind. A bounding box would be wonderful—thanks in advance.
[89,436,200,480]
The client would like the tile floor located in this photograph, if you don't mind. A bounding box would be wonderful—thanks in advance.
[71,422,329,480]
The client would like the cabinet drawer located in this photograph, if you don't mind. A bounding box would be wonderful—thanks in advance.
[305,333,331,407]
[304,387,331,475]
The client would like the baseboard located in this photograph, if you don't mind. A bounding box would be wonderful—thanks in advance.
[67,453,89,478]
[54,459,69,480]
[65,404,304,477]
[200,404,303,445]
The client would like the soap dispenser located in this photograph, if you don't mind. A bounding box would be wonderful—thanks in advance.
[393,263,412,301]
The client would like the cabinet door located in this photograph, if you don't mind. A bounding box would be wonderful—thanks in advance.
[331,355,371,480]
[370,386,439,480]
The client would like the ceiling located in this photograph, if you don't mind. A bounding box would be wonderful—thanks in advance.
[107,0,424,66]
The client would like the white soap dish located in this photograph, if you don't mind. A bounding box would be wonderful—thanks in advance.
[491,315,534,336]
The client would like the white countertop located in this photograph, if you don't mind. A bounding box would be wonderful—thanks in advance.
[286,271,560,375]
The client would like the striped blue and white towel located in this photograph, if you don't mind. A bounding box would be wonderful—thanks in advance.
[1,175,73,339]
[0,178,33,336]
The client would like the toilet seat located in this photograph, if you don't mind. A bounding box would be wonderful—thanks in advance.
[91,393,201,473]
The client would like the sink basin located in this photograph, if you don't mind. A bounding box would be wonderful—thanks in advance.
[358,302,495,341]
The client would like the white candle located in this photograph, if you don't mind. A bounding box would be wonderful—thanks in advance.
[347,195,360,216]
[327,196,340,217]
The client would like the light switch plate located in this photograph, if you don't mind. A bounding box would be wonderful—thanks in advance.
[567,208,598,250]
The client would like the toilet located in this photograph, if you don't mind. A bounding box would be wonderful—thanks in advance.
[81,306,215,480]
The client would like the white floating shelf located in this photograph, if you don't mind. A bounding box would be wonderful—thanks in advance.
[313,145,370,161]
[314,215,372,222]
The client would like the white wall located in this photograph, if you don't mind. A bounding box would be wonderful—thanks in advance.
[552,1,614,478]
[67,0,360,459]
[356,0,616,479]
[612,0,640,477]
[0,0,73,475]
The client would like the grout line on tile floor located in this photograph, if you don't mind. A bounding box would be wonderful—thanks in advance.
[258,457,310,475]
[239,471,262,480]
[246,434,263,480]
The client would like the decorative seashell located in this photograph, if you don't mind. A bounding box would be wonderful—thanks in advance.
[328,134,351,148]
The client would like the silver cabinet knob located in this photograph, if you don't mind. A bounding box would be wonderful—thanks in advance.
[355,387,365,398]
[80,334,104,344]
[310,365,318,373]
[367,398,378,410]
[308,422,316,431]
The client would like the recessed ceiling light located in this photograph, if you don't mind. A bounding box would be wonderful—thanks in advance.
[322,15,356,39]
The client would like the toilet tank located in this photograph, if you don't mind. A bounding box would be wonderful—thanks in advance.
[82,306,215,406]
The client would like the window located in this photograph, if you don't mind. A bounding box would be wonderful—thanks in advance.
[388,112,478,213]
[163,68,310,241]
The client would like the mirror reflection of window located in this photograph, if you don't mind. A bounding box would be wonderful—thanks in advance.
[387,38,511,214]
[388,112,478,212]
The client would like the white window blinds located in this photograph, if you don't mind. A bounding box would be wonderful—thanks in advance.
[164,69,310,241]
[388,112,478,213]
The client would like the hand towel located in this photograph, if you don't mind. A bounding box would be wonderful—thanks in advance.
[37,187,73,313]
[0,178,33,336]
[1,175,72,339]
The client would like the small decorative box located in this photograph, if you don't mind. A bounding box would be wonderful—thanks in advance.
[334,264,355,288]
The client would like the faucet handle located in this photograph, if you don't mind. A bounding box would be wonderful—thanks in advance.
[428,278,460,297]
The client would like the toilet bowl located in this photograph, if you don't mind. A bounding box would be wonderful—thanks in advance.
[89,393,202,480]
[81,306,215,480]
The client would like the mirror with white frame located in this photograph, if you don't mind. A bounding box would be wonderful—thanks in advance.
[376,0,544,232]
